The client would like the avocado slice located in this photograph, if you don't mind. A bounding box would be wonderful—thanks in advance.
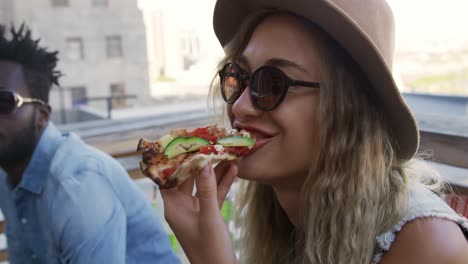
[165,137,209,159]
[158,134,174,149]
[217,136,255,147]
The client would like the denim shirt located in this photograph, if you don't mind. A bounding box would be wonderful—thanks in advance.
[0,123,180,264]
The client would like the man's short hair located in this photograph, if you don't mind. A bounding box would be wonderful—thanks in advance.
[0,24,61,102]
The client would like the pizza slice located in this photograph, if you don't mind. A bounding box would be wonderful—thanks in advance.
[137,125,255,189]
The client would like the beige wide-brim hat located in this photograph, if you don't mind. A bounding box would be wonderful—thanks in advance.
[213,0,419,161]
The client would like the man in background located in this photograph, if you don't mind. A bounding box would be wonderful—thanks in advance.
[0,24,179,263]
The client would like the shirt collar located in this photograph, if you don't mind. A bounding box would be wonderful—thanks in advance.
[19,122,63,195]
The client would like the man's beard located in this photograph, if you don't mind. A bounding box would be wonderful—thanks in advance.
[0,113,39,167]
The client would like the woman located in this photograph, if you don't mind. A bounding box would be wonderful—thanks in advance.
[160,0,468,263]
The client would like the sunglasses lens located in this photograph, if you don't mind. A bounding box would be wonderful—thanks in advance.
[0,91,16,114]
[221,64,243,104]
[251,67,287,110]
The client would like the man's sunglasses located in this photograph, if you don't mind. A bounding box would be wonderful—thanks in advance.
[0,90,46,114]
[219,63,320,111]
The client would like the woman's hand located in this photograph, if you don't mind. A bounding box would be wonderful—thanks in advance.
[160,161,239,264]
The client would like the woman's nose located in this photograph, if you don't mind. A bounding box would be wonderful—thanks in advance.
[230,86,263,121]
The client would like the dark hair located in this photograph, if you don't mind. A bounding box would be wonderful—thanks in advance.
[0,23,61,102]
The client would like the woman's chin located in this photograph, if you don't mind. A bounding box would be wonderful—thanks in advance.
[236,166,276,183]
[236,166,262,181]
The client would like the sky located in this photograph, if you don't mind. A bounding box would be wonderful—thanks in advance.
[387,0,468,53]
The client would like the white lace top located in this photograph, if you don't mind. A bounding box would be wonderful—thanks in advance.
[372,184,468,263]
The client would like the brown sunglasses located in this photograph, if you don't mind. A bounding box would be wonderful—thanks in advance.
[219,62,320,111]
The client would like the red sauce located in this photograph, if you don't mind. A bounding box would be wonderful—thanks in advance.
[162,167,176,179]
[189,127,218,143]
[224,147,250,156]
[199,145,218,155]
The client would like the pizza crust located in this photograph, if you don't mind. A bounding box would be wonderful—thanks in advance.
[140,152,238,189]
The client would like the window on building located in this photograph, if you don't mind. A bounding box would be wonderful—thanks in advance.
[106,35,123,58]
[92,0,108,7]
[70,86,87,107]
[110,83,126,108]
[66,37,84,60]
[52,0,69,7]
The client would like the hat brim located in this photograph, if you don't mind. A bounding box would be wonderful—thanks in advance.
[213,0,419,161]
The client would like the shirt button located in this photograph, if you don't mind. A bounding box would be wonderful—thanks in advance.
[21,218,28,224]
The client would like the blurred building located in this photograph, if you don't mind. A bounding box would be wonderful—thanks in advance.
[141,4,203,82]
[139,0,223,98]
[0,0,151,119]
[0,0,14,25]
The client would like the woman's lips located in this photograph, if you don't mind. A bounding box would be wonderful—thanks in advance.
[246,130,275,154]
[233,123,275,154]
[249,137,273,154]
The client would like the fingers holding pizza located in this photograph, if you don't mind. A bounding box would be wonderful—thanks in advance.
[136,125,247,264]
[159,162,239,264]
